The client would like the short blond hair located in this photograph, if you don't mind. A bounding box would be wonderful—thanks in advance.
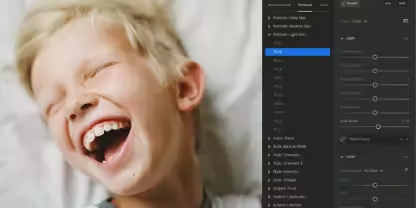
[15,0,188,96]
[15,0,202,142]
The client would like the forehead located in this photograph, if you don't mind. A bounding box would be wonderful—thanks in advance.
[31,16,132,97]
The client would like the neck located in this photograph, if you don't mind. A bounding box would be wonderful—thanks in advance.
[113,140,203,208]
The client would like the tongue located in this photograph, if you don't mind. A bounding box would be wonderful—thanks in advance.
[104,136,126,161]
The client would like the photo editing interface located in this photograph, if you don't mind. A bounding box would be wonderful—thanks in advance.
[262,0,415,208]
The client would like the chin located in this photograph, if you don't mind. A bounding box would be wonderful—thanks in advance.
[66,118,176,196]
[97,148,163,196]
[106,177,144,195]
[100,165,161,196]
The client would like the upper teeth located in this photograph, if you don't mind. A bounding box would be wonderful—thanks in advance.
[83,121,130,151]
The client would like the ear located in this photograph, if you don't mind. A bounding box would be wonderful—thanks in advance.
[176,61,205,112]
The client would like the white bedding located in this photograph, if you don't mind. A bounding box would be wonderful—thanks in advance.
[0,0,262,207]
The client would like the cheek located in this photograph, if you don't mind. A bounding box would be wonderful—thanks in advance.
[132,92,180,160]
[50,120,84,168]
[97,65,173,114]
[124,78,179,154]
[49,116,73,153]
[95,66,180,154]
[94,67,143,102]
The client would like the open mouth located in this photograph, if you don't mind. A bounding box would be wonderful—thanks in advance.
[82,120,131,163]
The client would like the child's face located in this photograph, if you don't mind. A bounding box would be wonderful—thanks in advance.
[30,17,202,195]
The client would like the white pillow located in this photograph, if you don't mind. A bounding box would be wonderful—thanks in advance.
[0,0,262,207]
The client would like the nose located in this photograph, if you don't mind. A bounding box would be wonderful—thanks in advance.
[65,94,98,121]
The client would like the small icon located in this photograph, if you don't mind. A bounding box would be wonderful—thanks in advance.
[268,25,271,28]
[268,33,271,36]
[403,19,409,23]
[404,168,408,172]
[268,16,270,20]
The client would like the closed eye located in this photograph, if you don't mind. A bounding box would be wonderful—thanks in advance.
[88,61,118,78]
[44,104,53,117]
[98,61,117,70]
[44,102,59,118]
[41,89,65,118]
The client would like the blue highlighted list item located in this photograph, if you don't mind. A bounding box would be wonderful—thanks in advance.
[265,48,331,57]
